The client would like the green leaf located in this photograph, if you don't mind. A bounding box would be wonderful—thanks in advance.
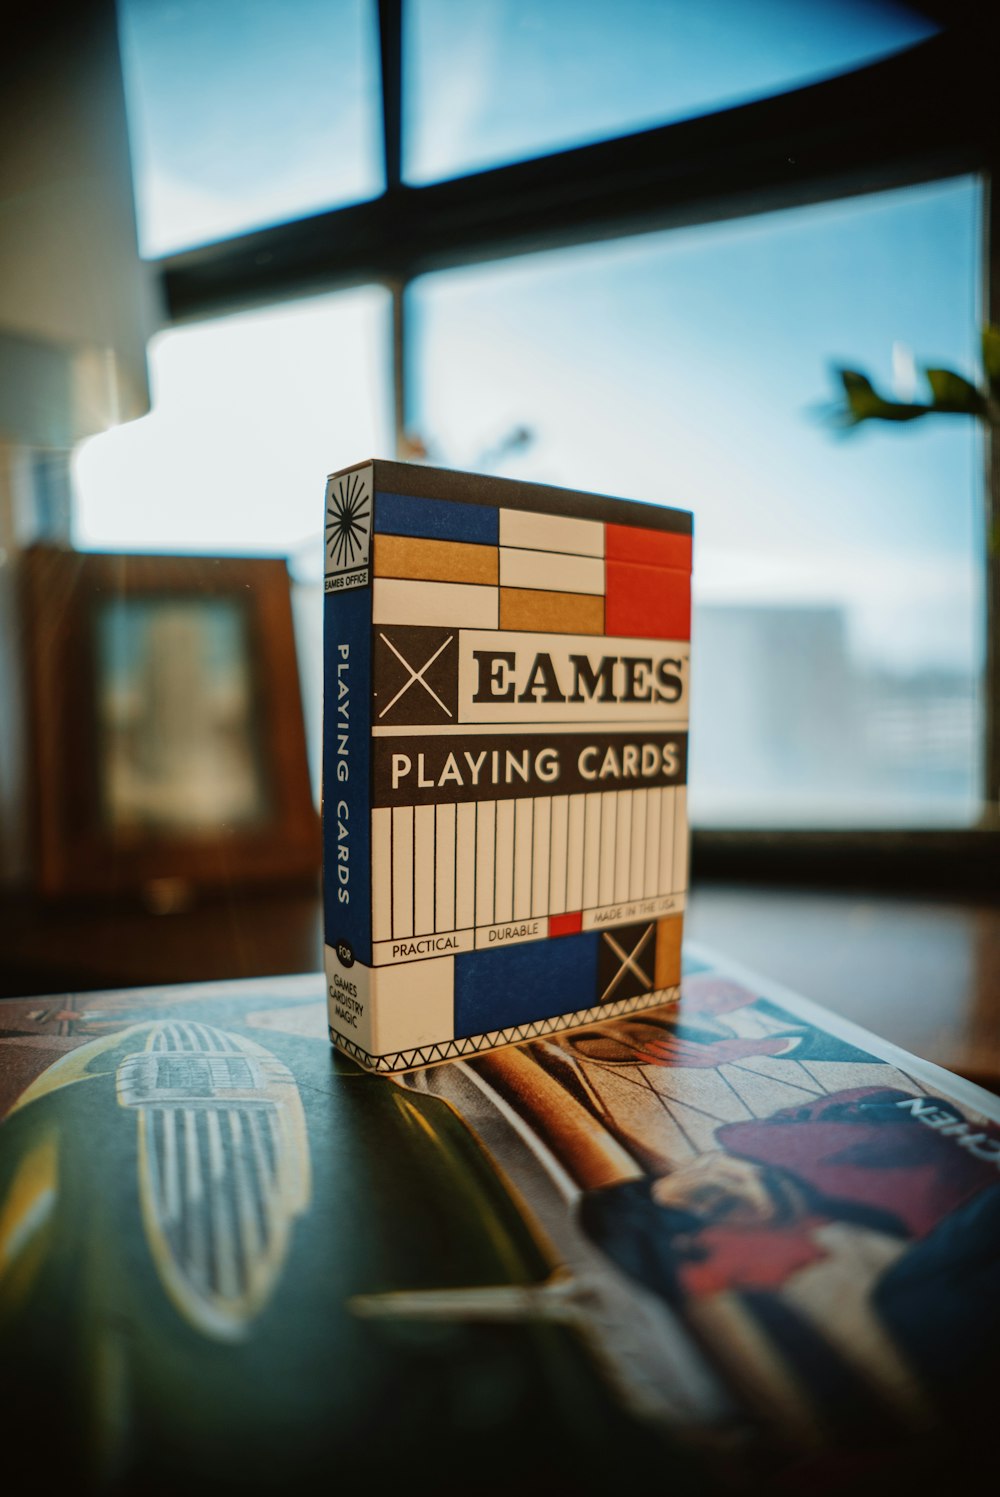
[989,517,1000,559]
[835,368,929,425]
[924,366,987,416]
[982,325,1000,395]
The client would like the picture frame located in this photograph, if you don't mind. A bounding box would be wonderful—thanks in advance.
[23,546,320,898]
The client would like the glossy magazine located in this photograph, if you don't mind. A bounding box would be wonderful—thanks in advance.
[1,945,996,1494]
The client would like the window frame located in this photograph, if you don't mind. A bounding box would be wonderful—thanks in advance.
[145,7,1000,885]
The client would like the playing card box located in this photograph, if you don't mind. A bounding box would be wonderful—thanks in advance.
[323,460,692,1071]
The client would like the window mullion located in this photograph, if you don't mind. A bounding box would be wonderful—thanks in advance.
[389,277,408,458]
[983,168,1000,825]
[379,0,406,456]
[377,0,403,193]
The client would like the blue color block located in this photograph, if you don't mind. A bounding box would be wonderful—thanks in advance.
[453,933,599,1038]
[375,490,498,545]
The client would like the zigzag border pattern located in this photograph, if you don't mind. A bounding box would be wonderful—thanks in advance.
[329,984,681,1074]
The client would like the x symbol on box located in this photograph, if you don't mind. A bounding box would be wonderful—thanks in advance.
[600,925,654,1004]
[377,633,454,719]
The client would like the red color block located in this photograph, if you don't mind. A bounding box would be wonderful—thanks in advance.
[606,523,692,571]
[605,561,691,640]
[549,911,582,938]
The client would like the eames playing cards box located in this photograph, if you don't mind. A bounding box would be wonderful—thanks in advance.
[322,461,692,1072]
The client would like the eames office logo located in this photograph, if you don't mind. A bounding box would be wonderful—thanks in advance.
[325,468,372,589]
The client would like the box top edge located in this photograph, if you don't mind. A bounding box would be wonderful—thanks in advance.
[326,458,693,537]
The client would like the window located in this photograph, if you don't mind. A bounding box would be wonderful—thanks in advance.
[405,0,936,184]
[409,177,983,827]
[83,5,996,848]
[73,287,392,789]
[73,288,391,554]
[118,0,383,256]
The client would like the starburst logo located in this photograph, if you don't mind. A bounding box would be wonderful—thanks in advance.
[324,468,372,586]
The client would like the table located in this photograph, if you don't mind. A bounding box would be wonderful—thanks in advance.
[685,884,1000,1093]
[2,944,998,1495]
[3,880,997,1091]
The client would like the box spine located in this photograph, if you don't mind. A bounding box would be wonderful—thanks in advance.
[323,566,374,1053]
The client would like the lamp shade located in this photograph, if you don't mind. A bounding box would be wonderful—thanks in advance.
[0,2,152,448]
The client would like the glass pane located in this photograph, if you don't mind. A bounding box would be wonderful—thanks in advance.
[119,0,383,257]
[410,178,983,828]
[72,286,393,791]
[405,0,936,184]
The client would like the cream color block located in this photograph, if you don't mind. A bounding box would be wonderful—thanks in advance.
[499,547,604,595]
[373,577,498,628]
[371,956,455,1055]
[499,508,604,556]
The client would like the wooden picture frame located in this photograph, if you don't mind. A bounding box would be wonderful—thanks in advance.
[23,546,320,898]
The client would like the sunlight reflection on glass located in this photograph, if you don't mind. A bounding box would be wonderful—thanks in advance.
[118,0,383,256]
[405,0,937,183]
[73,287,393,796]
[410,178,982,827]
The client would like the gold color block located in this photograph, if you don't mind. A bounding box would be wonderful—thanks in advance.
[373,534,498,585]
[499,587,604,635]
[654,914,683,990]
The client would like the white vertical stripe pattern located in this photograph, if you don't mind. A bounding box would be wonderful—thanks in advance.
[435,803,456,933]
[614,790,632,903]
[548,795,569,916]
[380,786,686,936]
[658,787,675,896]
[565,794,586,912]
[531,796,551,918]
[371,807,392,942]
[644,787,661,899]
[583,793,602,911]
[413,805,435,935]
[391,806,414,937]
[598,793,617,907]
[475,801,496,928]
[455,803,476,930]
[493,799,515,924]
[513,798,533,920]
[630,788,647,901]
[674,786,689,893]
